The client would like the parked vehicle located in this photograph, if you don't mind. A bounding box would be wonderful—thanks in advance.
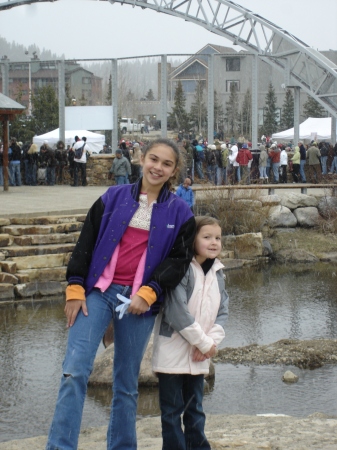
[119,118,144,134]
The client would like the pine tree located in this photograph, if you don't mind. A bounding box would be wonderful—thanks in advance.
[126,89,135,102]
[168,81,189,131]
[263,83,279,136]
[190,80,207,134]
[31,84,59,134]
[281,89,294,130]
[225,83,240,136]
[214,89,224,133]
[145,89,155,101]
[303,96,326,118]
[240,88,252,137]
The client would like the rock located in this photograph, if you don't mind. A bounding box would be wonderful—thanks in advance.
[235,199,263,210]
[14,281,63,298]
[0,272,19,284]
[0,233,12,247]
[259,194,281,206]
[273,249,319,263]
[0,252,5,261]
[262,239,273,256]
[0,218,11,226]
[16,267,67,282]
[318,252,337,262]
[317,196,337,219]
[221,259,244,270]
[293,207,319,227]
[1,243,75,258]
[0,261,17,274]
[9,254,66,270]
[268,205,297,228]
[282,370,299,383]
[280,192,318,210]
[0,283,15,300]
[222,233,263,259]
[89,335,214,387]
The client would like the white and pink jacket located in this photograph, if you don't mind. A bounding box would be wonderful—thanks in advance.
[152,258,229,375]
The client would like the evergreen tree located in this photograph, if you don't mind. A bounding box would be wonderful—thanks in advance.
[9,85,35,142]
[240,88,252,138]
[263,83,279,136]
[145,89,155,101]
[225,83,240,136]
[126,89,135,102]
[214,89,224,133]
[65,83,72,107]
[190,80,207,134]
[168,81,189,131]
[31,84,58,134]
[281,89,294,130]
[303,96,326,118]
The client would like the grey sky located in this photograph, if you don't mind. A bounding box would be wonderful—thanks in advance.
[0,0,336,60]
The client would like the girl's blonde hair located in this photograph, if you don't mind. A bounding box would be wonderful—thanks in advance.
[193,216,221,251]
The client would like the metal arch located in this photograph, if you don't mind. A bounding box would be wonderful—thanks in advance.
[2,0,337,118]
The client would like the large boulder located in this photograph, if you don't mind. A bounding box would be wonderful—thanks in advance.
[273,249,319,263]
[268,205,297,228]
[279,192,318,210]
[293,207,319,227]
[317,196,337,219]
[222,233,263,259]
[258,194,281,207]
[89,335,215,387]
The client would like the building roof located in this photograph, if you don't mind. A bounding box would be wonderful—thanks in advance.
[0,92,25,111]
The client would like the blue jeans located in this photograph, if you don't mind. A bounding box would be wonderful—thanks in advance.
[47,167,56,185]
[195,161,204,179]
[46,283,155,450]
[9,162,21,186]
[158,373,210,450]
[0,166,3,186]
[259,167,267,178]
[300,159,306,182]
[321,156,328,174]
[330,156,337,173]
[115,175,129,185]
[216,166,222,185]
[272,162,280,182]
[206,165,217,184]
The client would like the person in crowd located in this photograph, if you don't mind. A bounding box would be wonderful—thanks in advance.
[152,215,228,450]
[328,142,337,174]
[258,144,268,183]
[175,177,194,211]
[306,142,322,184]
[280,146,288,183]
[214,140,223,186]
[26,143,39,186]
[39,140,56,186]
[8,137,22,186]
[291,145,301,183]
[67,144,75,181]
[319,142,329,175]
[0,141,3,186]
[228,143,240,183]
[205,144,218,184]
[236,143,252,185]
[221,143,229,185]
[130,142,142,182]
[109,148,131,185]
[298,141,307,183]
[182,139,194,181]
[45,138,196,450]
[72,136,89,187]
[192,140,205,180]
[21,142,30,185]
[55,140,68,184]
[268,143,281,183]
[119,140,131,162]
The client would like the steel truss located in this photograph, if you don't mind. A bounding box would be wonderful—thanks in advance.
[1,0,337,118]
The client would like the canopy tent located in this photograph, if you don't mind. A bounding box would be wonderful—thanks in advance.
[272,117,336,142]
[33,129,105,154]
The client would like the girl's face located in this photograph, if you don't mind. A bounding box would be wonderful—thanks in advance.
[194,224,222,265]
[141,144,178,189]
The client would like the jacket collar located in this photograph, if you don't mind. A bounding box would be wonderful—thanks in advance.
[131,178,171,203]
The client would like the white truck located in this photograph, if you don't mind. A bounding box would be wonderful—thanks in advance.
[119,118,144,134]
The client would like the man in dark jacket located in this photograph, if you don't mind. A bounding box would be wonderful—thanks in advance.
[39,140,56,185]
[8,138,22,186]
[236,143,253,185]
[298,141,307,183]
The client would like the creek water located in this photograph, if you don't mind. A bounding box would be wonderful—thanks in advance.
[0,262,337,442]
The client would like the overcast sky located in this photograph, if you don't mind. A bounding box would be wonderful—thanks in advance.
[1,0,337,60]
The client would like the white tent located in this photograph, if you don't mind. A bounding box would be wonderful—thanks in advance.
[33,129,105,154]
[272,117,336,142]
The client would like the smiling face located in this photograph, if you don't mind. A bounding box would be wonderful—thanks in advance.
[194,224,222,265]
[141,144,178,191]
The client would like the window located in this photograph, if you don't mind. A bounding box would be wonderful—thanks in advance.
[226,80,240,92]
[226,58,240,71]
[82,77,92,85]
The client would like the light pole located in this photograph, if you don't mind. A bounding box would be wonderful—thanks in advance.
[24,50,39,116]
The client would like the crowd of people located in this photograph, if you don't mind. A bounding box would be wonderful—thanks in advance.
[179,137,337,186]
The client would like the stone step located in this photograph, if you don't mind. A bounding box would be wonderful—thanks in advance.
[10,214,86,225]
[0,261,17,274]
[0,283,14,300]
[7,253,67,270]
[0,243,75,258]
[17,267,67,283]
[0,234,14,247]
[13,232,80,246]
[0,272,19,284]
[14,281,64,299]
[1,222,83,236]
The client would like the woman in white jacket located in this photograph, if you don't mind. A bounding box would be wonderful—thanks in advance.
[152,216,229,450]
[228,144,240,183]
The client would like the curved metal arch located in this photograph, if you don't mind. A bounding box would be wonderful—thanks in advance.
[2,0,337,118]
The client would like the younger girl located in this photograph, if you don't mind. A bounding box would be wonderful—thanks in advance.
[152,216,229,450]
[46,138,196,450]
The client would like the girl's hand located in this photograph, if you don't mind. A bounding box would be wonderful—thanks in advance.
[204,345,217,359]
[128,294,150,315]
[193,348,207,362]
[64,300,88,328]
